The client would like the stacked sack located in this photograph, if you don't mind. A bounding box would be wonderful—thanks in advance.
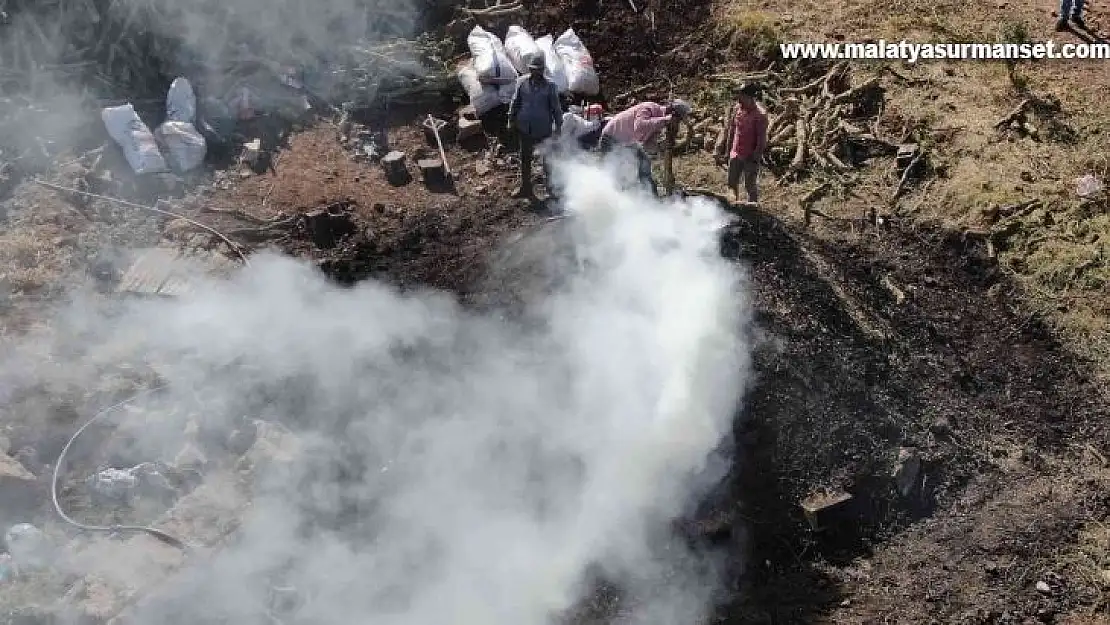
[458,25,600,116]
[101,77,207,175]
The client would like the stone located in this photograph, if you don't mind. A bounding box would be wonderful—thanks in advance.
[892,447,922,497]
[1035,580,1051,595]
[800,490,854,531]
[474,161,490,176]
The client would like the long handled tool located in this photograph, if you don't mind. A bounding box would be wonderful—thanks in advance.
[424,115,453,185]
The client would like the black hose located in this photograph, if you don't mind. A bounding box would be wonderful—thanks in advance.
[51,386,190,551]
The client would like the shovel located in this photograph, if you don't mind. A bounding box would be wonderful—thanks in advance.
[422,115,453,186]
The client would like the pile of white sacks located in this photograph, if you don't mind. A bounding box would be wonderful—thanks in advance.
[101,77,207,175]
[458,25,600,117]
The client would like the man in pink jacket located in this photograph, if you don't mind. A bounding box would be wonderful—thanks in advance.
[598,99,691,195]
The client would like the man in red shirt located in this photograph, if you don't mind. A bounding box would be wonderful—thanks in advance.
[722,83,768,204]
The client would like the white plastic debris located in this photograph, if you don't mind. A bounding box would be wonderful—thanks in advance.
[504,25,541,75]
[101,104,170,175]
[4,523,50,572]
[1076,174,1103,198]
[467,25,518,85]
[535,35,569,93]
[554,28,600,95]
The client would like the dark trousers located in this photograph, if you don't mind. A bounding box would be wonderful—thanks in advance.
[1060,0,1085,19]
[518,134,553,195]
[598,136,657,195]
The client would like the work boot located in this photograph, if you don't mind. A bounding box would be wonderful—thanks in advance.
[1073,16,1088,29]
[511,186,532,199]
[1055,17,1069,31]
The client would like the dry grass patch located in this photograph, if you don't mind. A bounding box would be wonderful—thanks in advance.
[0,224,75,295]
[713,3,784,65]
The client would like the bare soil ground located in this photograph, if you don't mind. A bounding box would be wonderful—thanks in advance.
[1,0,1109,622]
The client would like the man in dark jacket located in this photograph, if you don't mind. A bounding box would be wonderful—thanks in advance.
[508,55,563,199]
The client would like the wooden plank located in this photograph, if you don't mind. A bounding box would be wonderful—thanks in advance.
[117,247,235,297]
[119,248,181,296]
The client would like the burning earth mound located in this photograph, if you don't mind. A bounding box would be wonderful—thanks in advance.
[0,163,752,625]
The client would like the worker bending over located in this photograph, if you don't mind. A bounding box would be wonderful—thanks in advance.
[508,55,563,199]
[598,99,691,195]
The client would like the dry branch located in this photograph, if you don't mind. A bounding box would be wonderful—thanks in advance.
[994,98,1034,129]
[460,2,523,16]
[790,119,808,170]
[780,61,848,95]
[880,275,907,304]
[891,151,923,200]
[831,77,880,106]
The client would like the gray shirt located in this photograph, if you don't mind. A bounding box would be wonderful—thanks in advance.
[508,75,562,140]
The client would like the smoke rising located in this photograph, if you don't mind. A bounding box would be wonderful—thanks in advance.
[2,162,752,624]
[0,0,424,171]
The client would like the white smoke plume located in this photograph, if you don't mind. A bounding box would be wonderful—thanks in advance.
[4,163,753,624]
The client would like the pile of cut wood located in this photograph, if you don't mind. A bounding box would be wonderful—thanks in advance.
[677,62,899,180]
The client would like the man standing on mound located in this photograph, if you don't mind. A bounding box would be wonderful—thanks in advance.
[508,55,563,199]
[598,99,692,196]
[719,82,768,205]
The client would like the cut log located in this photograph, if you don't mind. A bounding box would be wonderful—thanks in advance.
[303,207,356,250]
[382,151,411,186]
[457,116,483,142]
[417,158,446,186]
[800,490,854,531]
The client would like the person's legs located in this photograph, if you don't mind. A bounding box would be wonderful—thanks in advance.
[743,159,760,203]
[1073,0,1086,25]
[1057,0,1074,29]
[514,135,535,198]
[540,140,557,199]
[727,157,742,202]
[634,145,656,195]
